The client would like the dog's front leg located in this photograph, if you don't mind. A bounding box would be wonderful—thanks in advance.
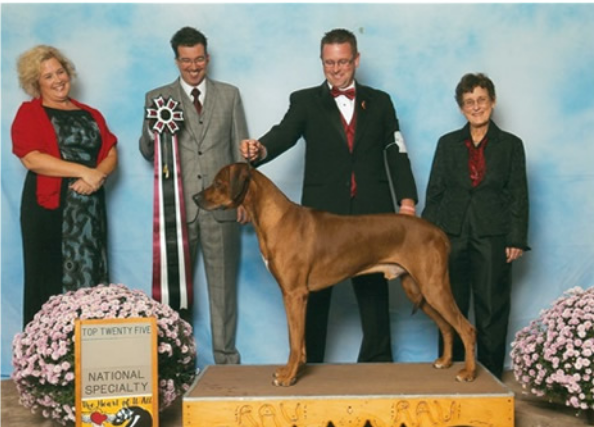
[273,287,308,386]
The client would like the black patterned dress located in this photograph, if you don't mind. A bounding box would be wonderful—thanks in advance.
[21,107,109,326]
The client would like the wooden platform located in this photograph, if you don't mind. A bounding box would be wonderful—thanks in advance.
[3,370,594,426]
[183,362,513,427]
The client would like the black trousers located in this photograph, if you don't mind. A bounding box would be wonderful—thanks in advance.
[441,208,512,379]
[305,272,393,363]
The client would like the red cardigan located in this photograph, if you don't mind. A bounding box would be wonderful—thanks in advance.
[11,98,117,209]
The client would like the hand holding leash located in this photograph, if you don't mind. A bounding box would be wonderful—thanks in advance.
[241,139,266,162]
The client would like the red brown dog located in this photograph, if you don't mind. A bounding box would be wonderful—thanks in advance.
[194,163,476,386]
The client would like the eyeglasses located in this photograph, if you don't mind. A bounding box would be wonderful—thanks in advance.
[177,56,207,66]
[462,97,490,109]
[322,58,354,69]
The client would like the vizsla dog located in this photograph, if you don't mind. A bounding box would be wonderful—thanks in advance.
[194,163,476,386]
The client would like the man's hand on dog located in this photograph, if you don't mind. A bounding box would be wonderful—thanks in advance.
[399,200,416,216]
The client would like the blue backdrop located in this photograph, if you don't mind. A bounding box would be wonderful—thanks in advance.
[2,2,594,377]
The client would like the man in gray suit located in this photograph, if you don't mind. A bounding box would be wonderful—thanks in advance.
[140,27,247,364]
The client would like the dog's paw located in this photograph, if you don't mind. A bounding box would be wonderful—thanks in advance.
[455,368,476,382]
[273,366,288,379]
[272,366,298,386]
[272,376,297,387]
[432,357,452,369]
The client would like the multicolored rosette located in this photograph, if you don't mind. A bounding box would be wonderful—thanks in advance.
[146,96,193,312]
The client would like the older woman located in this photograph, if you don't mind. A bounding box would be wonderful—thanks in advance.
[11,45,118,327]
[422,73,529,379]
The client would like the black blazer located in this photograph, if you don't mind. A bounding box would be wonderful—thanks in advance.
[259,81,417,215]
[422,121,529,249]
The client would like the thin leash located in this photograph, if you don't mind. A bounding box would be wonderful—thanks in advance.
[245,141,254,178]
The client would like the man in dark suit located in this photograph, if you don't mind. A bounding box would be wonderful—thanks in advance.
[241,28,418,364]
[140,27,248,364]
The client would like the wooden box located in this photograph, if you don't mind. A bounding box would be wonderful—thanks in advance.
[183,362,514,427]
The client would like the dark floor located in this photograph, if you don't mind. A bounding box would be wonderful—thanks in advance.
[2,371,593,426]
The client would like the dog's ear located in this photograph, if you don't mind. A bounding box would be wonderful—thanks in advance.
[229,163,251,204]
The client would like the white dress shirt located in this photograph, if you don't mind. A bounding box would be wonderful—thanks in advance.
[180,78,206,107]
[328,82,355,124]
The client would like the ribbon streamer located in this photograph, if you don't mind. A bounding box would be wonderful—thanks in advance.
[146,96,193,310]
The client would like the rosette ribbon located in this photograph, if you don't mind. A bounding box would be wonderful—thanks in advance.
[146,96,193,311]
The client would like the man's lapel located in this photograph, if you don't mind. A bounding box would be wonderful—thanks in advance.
[198,78,218,142]
[318,83,349,149]
[353,82,369,151]
[175,78,203,147]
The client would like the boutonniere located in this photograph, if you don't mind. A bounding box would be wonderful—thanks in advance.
[361,100,366,110]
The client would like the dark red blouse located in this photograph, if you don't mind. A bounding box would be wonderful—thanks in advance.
[465,137,488,187]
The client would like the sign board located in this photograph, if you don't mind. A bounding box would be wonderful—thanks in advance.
[75,317,159,427]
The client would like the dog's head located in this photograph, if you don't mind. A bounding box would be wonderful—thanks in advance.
[193,163,251,210]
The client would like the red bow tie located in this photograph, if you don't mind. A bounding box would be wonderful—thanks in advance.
[331,86,356,100]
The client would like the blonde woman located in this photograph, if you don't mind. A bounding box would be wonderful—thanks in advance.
[11,45,118,327]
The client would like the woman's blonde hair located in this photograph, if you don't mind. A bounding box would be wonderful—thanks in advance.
[17,45,76,98]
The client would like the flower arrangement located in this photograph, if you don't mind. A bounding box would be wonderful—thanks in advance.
[12,284,197,425]
[511,286,594,412]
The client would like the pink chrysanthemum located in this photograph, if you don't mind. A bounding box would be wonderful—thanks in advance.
[511,286,594,413]
[12,284,197,425]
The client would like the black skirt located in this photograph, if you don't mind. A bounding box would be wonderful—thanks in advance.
[20,173,109,327]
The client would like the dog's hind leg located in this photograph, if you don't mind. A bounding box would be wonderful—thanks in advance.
[400,275,454,369]
[273,285,309,386]
[419,276,477,382]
